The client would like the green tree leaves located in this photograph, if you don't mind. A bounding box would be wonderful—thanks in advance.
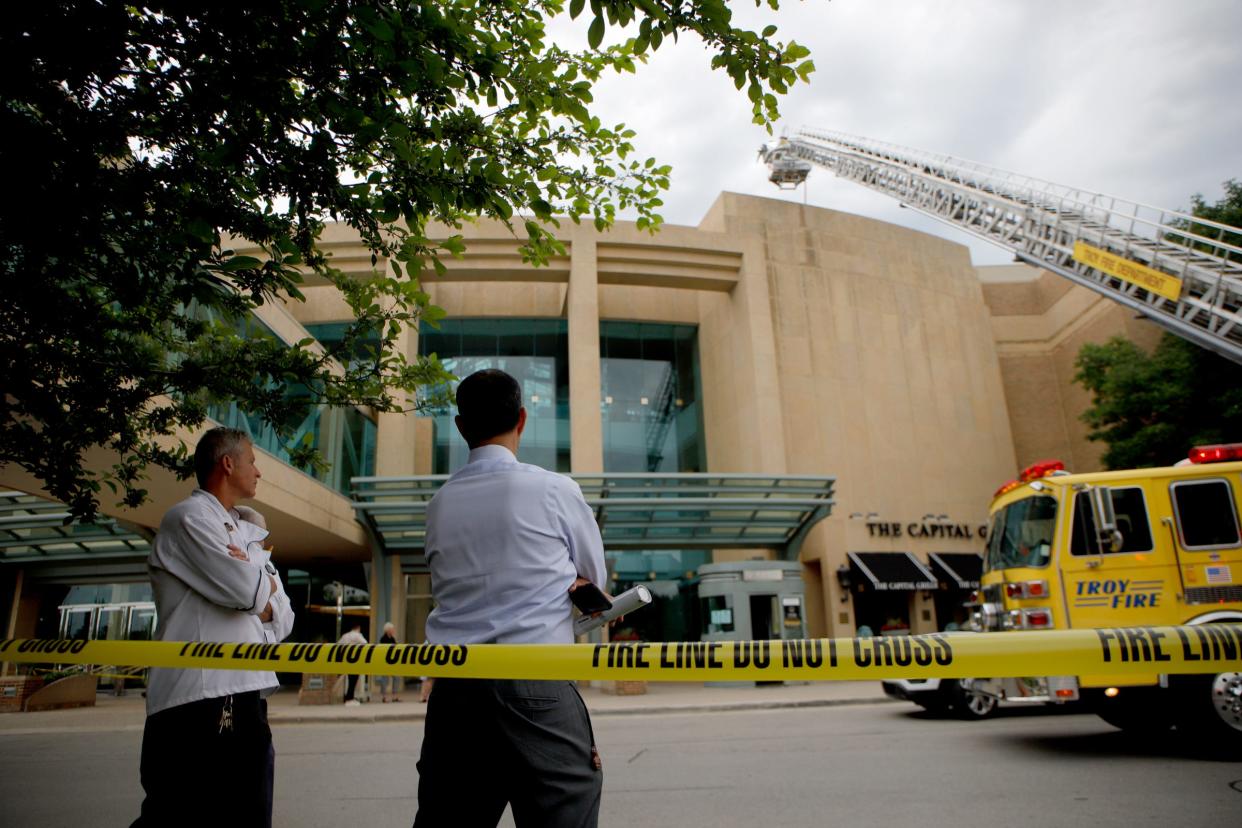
[589,16,607,48]
[1075,180,1242,469]
[1074,334,1242,469]
[0,0,813,519]
[1175,179,1242,263]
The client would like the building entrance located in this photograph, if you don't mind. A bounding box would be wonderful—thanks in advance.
[851,589,914,637]
[54,583,156,690]
[749,594,776,640]
[697,561,806,684]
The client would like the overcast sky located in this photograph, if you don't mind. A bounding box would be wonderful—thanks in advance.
[556,0,1242,265]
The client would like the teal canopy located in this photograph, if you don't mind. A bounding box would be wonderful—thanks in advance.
[351,473,835,572]
[0,491,152,581]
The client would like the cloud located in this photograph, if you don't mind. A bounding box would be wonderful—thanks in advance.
[559,0,1242,265]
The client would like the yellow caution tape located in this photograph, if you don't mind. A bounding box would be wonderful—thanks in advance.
[1,626,1238,682]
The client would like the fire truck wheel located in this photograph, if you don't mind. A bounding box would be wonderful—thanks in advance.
[1173,673,1242,758]
[948,680,997,720]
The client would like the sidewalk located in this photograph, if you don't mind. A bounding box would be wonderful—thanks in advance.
[270,679,894,724]
[0,680,894,732]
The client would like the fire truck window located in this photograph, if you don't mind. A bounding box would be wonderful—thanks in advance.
[985,495,1056,570]
[1070,487,1153,555]
[1171,479,1241,550]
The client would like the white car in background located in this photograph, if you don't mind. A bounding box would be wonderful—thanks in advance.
[882,678,998,719]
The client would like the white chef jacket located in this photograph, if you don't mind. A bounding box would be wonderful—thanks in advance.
[424,444,608,645]
[145,489,282,716]
[233,517,295,645]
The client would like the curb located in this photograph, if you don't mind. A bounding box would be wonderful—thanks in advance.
[267,695,897,725]
[588,696,899,717]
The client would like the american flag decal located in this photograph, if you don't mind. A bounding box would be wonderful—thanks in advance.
[1205,565,1232,584]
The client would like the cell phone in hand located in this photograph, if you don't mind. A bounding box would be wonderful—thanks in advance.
[569,582,612,615]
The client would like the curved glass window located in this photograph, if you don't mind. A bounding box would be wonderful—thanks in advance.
[985,495,1057,571]
[202,313,376,493]
[418,319,569,473]
[304,321,381,368]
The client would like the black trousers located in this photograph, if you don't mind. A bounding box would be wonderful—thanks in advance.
[413,678,602,828]
[132,691,273,828]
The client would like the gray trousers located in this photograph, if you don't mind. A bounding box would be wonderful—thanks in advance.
[413,678,602,828]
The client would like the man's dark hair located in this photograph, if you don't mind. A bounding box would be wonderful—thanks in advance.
[455,369,522,447]
[194,427,251,488]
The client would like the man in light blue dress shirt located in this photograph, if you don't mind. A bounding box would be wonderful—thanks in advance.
[413,369,608,828]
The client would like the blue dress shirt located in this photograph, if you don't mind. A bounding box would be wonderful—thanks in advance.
[424,445,608,644]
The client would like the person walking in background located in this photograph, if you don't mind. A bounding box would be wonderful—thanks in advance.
[413,369,608,828]
[133,427,285,828]
[376,621,403,703]
[338,621,367,706]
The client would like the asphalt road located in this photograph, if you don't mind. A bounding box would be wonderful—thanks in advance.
[2,702,1239,826]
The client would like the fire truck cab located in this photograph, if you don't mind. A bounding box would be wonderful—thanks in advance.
[972,444,1242,751]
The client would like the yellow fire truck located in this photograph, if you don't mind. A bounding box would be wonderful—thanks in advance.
[972,444,1242,750]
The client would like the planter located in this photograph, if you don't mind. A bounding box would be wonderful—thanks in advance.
[0,676,46,713]
[24,674,97,712]
[298,672,345,705]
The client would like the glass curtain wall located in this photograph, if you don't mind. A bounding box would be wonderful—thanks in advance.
[600,322,707,641]
[202,316,378,494]
[418,319,570,473]
[599,322,706,473]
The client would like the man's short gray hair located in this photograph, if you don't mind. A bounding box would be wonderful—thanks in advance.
[194,427,252,488]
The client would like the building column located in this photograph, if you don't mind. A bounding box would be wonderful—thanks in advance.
[2,570,22,677]
[568,233,604,473]
[911,591,936,635]
[566,233,613,677]
[385,554,406,641]
[368,316,421,640]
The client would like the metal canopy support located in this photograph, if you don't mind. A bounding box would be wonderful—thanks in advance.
[761,129,1242,364]
[0,491,152,567]
[352,473,836,570]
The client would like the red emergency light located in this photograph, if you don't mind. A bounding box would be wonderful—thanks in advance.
[1019,459,1065,482]
[1188,443,1242,464]
[1005,580,1048,600]
[1024,609,1053,628]
[992,479,1021,499]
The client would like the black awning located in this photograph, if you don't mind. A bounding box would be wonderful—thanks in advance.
[848,552,936,591]
[928,552,983,590]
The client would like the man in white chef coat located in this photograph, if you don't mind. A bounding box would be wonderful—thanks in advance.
[132,427,293,828]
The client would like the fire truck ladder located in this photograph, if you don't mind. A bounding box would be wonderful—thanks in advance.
[759,128,1242,364]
